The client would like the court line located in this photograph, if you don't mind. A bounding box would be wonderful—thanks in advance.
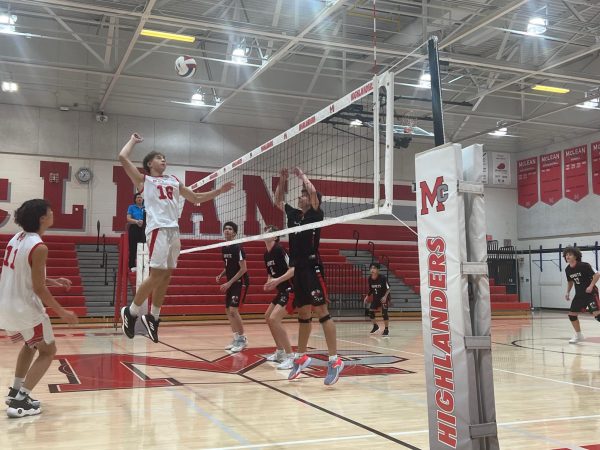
[239,373,422,450]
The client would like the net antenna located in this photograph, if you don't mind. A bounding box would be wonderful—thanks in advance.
[181,71,395,254]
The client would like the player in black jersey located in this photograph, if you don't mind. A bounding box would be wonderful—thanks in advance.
[274,167,344,386]
[563,247,600,343]
[363,263,391,336]
[262,225,295,370]
[217,222,249,352]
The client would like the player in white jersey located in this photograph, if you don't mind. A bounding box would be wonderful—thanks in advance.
[118,133,234,343]
[0,199,78,418]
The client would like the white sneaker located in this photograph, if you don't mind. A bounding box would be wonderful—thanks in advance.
[231,337,248,353]
[266,350,285,362]
[225,334,239,350]
[569,333,584,344]
[276,357,294,370]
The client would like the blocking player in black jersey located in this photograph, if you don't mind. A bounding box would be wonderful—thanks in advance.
[262,225,295,370]
[563,247,600,343]
[217,222,250,352]
[274,167,344,386]
[363,263,391,336]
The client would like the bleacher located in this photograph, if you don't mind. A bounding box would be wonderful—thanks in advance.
[0,235,87,317]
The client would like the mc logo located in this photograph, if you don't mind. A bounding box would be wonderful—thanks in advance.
[420,176,448,215]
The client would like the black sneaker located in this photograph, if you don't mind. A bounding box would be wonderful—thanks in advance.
[141,314,160,343]
[382,328,389,337]
[7,395,41,418]
[6,388,40,407]
[370,324,380,334]
[121,306,137,339]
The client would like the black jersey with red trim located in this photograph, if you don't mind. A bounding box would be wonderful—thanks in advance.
[284,203,324,267]
[368,275,390,302]
[222,244,250,284]
[565,262,597,298]
[263,244,292,292]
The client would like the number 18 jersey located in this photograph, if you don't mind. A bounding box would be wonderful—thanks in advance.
[141,175,181,233]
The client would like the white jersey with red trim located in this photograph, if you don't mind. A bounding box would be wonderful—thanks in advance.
[0,232,47,330]
[142,175,181,233]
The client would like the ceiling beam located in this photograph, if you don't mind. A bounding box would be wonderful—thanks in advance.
[98,0,157,111]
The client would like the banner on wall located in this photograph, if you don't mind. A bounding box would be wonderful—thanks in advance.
[539,151,562,205]
[482,151,488,184]
[517,157,538,208]
[492,152,511,185]
[592,141,600,195]
[564,144,588,202]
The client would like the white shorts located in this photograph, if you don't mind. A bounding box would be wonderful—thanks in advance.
[147,227,181,270]
[6,315,55,348]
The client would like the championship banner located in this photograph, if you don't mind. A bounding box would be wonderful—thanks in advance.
[416,143,478,450]
[592,141,600,196]
[517,157,538,208]
[482,152,488,185]
[492,152,511,185]
[540,152,562,205]
[564,144,588,202]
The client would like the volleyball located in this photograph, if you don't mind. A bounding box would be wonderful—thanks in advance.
[174,55,196,78]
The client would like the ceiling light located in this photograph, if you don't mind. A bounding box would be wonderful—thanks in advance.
[527,17,547,36]
[488,127,507,137]
[577,97,600,110]
[418,72,431,89]
[231,46,248,64]
[532,85,570,94]
[140,29,195,43]
[1,81,18,92]
[0,13,17,34]
[349,119,363,127]
[191,91,205,105]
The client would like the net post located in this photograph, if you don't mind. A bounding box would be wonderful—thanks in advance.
[372,73,381,211]
[428,36,445,146]
[383,70,395,214]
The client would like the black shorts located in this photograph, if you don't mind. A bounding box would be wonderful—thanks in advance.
[226,281,248,308]
[570,289,600,314]
[370,295,391,311]
[293,264,328,308]
[271,287,294,307]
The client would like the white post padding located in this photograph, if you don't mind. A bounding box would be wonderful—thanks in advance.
[415,143,498,450]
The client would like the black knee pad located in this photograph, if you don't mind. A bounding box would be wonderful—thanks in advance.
[382,310,389,321]
[368,311,375,320]
[319,314,331,323]
[298,317,312,324]
[569,315,578,322]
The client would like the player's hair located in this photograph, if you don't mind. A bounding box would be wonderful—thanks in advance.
[133,192,143,202]
[223,221,238,234]
[142,151,165,174]
[370,262,381,270]
[562,246,582,262]
[15,199,51,233]
[264,225,280,242]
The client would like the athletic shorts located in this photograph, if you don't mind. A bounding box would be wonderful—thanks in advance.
[147,227,181,270]
[226,281,248,308]
[5,315,54,348]
[370,295,391,311]
[271,287,294,308]
[293,264,328,308]
[570,290,600,314]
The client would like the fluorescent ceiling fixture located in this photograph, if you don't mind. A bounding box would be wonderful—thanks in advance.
[1,81,18,92]
[0,13,16,34]
[140,29,195,43]
[190,92,205,105]
[527,17,547,35]
[488,127,507,136]
[231,46,248,64]
[577,98,600,110]
[349,119,363,127]
[323,0,341,6]
[418,73,431,89]
[532,85,570,94]
[171,100,215,108]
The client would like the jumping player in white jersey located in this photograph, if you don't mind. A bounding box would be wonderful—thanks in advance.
[119,133,234,343]
[0,199,78,418]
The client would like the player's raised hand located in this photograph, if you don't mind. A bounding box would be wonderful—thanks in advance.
[131,133,143,144]
[219,181,235,194]
[279,168,289,180]
[292,167,304,178]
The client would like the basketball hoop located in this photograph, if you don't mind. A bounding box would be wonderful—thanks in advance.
[399,113,417,135]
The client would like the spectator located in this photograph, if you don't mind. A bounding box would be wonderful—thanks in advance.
[127,193,146,272]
